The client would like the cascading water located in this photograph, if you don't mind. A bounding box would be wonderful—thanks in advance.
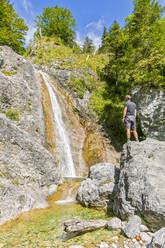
[40,71,76,177]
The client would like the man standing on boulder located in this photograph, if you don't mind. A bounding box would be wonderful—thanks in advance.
[122,95,138,142]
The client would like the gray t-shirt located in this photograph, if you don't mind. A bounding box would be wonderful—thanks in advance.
[124,101,136,116]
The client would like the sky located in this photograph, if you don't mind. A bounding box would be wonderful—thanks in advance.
[12,0,165,49]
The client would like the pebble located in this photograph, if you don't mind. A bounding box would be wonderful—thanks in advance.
[98,242,109,248]
[111,236,119,241]
[111,243,117,248]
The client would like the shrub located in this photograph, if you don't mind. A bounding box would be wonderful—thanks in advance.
[6,109,19,121]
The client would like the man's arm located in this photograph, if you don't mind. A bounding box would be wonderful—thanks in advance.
[135,109,137,118]
[122,107,127,123]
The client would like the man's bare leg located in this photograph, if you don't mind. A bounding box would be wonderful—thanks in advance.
[133,130,138,141]
[126,129,131,141]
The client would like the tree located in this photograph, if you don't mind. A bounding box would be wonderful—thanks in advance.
[104,21,127,86]
[98,26,108,53]
[35,6,77,45]
[83,37,95,54]
[124,0,165,86]
[0,0,28,54]
[105,0,165,88]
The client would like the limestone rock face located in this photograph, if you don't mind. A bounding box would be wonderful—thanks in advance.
[132,87,165,141]
[0,46,45,144]
[0,46,61,225]
[0,116,61,225]
[76,163,119,207]
[151,228,165,248]
[113,139,165,231]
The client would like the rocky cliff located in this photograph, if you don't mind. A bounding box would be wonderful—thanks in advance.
[0,45,119,224]
[0,46,61,224]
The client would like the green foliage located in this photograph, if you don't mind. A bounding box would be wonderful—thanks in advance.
[67,75,100,99]
[12,179,19,185]
[67,77,86,98]
[0,0,28,54]
[6,109,19,121]
[34,6,77,45]
[88,83,127,148]
[99,0,165,89]
[25,37,108,73]
[1,70,17,76]
[83,37,95,54]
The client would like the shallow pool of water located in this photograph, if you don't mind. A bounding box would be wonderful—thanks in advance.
[0,183,121,248]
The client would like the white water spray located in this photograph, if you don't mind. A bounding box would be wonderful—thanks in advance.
[40,72,76,177]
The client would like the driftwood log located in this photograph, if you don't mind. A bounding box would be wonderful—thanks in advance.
[63,218,108,233]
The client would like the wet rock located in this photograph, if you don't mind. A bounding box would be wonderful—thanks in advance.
[132,86,165,141]
[123,215,141,238]
[113,139,165,231]
[107,217,122,230]
[151,227,165,248]
[77,163,119,207]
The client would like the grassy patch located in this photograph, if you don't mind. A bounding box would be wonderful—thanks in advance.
[25,37,108,73]
[67,77,86,98]
[5,109,19,121]
[1,70,17,76]
[12,179,19,185]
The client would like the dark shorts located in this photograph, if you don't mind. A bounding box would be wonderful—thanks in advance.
[125,115,136,131]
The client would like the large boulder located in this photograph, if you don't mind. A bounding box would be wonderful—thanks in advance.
[0,116,61,225]
[76,163,120,207]
[132,86,165,141]
[113,139,165,231]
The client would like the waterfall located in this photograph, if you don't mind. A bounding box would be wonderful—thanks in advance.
[40,72,76,177]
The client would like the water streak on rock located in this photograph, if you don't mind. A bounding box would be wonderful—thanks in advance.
[40,71,76,177]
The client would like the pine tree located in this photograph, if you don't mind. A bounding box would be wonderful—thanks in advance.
[105,0,165,88]
[83,37,95,54]
[0,0,28,54]
[104,21,127,86]
[35,6,77,45]
[101,27,108,47]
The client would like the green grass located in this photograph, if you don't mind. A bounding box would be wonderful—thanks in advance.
[5,109,19,121]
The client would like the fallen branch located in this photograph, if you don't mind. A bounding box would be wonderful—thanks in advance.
[63,218,108,233]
